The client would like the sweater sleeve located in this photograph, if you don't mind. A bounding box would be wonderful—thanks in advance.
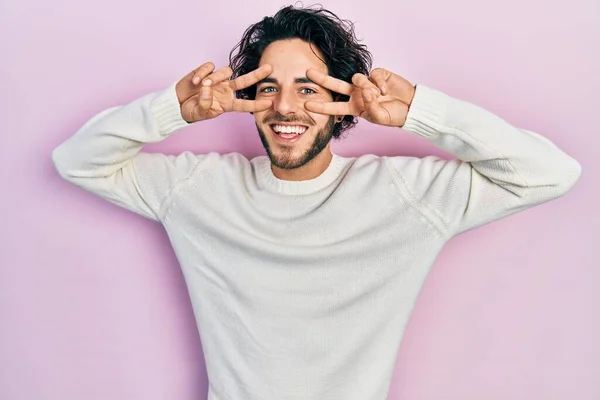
[52,82,216,222]
[384,84,582,238]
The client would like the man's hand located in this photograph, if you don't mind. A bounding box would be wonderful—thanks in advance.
[176,62,274,123]
[304,68,416,127]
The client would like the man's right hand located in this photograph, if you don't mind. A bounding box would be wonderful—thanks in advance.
[175,62,273,123]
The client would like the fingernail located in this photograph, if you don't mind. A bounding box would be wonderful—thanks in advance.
[202,79,212,86]
[381,85,388,95]
[192,76,200,85]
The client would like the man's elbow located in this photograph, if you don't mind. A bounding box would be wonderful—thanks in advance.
[553,157,582,197]
[51,145,73,181]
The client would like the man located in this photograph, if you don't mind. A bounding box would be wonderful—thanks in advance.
[52,5,581,400]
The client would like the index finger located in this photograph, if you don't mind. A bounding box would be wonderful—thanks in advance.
[304,100,353,116]
[229,64,273,91]
[229,98,273,113]
[306,69,353,95]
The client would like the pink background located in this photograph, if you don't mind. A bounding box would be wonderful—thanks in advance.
[1,0,598,399]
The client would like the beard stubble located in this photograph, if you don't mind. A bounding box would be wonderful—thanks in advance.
[256,114,335,170]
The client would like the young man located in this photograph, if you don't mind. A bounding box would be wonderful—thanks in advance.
[52,5,581,400]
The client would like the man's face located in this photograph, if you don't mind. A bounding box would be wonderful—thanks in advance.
[254,38,336,170]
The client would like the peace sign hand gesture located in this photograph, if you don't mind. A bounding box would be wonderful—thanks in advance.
[304,68,416,128]
[176,62,274,123]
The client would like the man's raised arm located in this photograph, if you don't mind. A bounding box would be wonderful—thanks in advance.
[304,67,582,237]
[389,84,582,237]
[52,63,273,221]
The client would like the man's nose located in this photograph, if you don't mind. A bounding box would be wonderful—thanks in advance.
[273,91,299,115]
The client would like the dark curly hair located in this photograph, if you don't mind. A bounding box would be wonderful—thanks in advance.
[229,4,373,140]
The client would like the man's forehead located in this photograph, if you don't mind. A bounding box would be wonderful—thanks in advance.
[257,58,328,83]
[258,39,328,72]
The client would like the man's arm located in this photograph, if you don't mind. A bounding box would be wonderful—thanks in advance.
[51,83,209,222]
[52,63,273,222]
[304,68,582,237]
[385,84,582,237]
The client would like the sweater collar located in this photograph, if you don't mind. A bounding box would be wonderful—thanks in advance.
[254,153,347,195]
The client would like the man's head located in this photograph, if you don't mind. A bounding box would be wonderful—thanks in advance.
[229,5,372,171]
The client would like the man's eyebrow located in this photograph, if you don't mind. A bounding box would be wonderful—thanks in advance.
[256,77,318,85]
[295,77,317,85]
[257,77,278,85]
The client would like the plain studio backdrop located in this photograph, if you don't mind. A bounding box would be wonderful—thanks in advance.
[0,0,598,399]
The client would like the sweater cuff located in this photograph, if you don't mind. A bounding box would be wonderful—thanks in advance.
[401,84,450,139]
[150,81,190,137]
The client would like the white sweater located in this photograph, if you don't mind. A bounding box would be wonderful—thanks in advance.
[52,81,581,400]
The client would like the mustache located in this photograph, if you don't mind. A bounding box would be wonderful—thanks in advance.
[262,112,315,126]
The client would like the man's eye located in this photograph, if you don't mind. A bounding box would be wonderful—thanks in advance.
[260,87,277,93]
[300,88,315,95]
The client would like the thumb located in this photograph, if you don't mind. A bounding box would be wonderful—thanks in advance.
[198,83,213,112]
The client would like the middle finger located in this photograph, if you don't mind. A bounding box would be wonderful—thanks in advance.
[229,64,273,91]
[306,69,353,95]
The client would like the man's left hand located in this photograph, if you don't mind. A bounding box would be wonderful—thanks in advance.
[304,68,416,128]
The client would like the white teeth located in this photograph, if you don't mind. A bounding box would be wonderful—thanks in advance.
[272,125,307,135]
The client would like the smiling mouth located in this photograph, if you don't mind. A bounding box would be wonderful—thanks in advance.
[269,124,309,136]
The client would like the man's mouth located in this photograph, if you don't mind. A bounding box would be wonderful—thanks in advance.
[269,124,308,136]
[267,123,310,143]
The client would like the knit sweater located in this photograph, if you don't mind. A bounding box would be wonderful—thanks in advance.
[52,81,581,400]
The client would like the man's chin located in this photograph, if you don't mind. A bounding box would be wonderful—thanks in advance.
[255,118,334,169]
[265,138,308,169]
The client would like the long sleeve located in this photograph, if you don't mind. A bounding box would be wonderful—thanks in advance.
[384,84,582,237]
[52,82,216,222]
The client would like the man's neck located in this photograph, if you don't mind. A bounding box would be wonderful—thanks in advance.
[271,150,333,181]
